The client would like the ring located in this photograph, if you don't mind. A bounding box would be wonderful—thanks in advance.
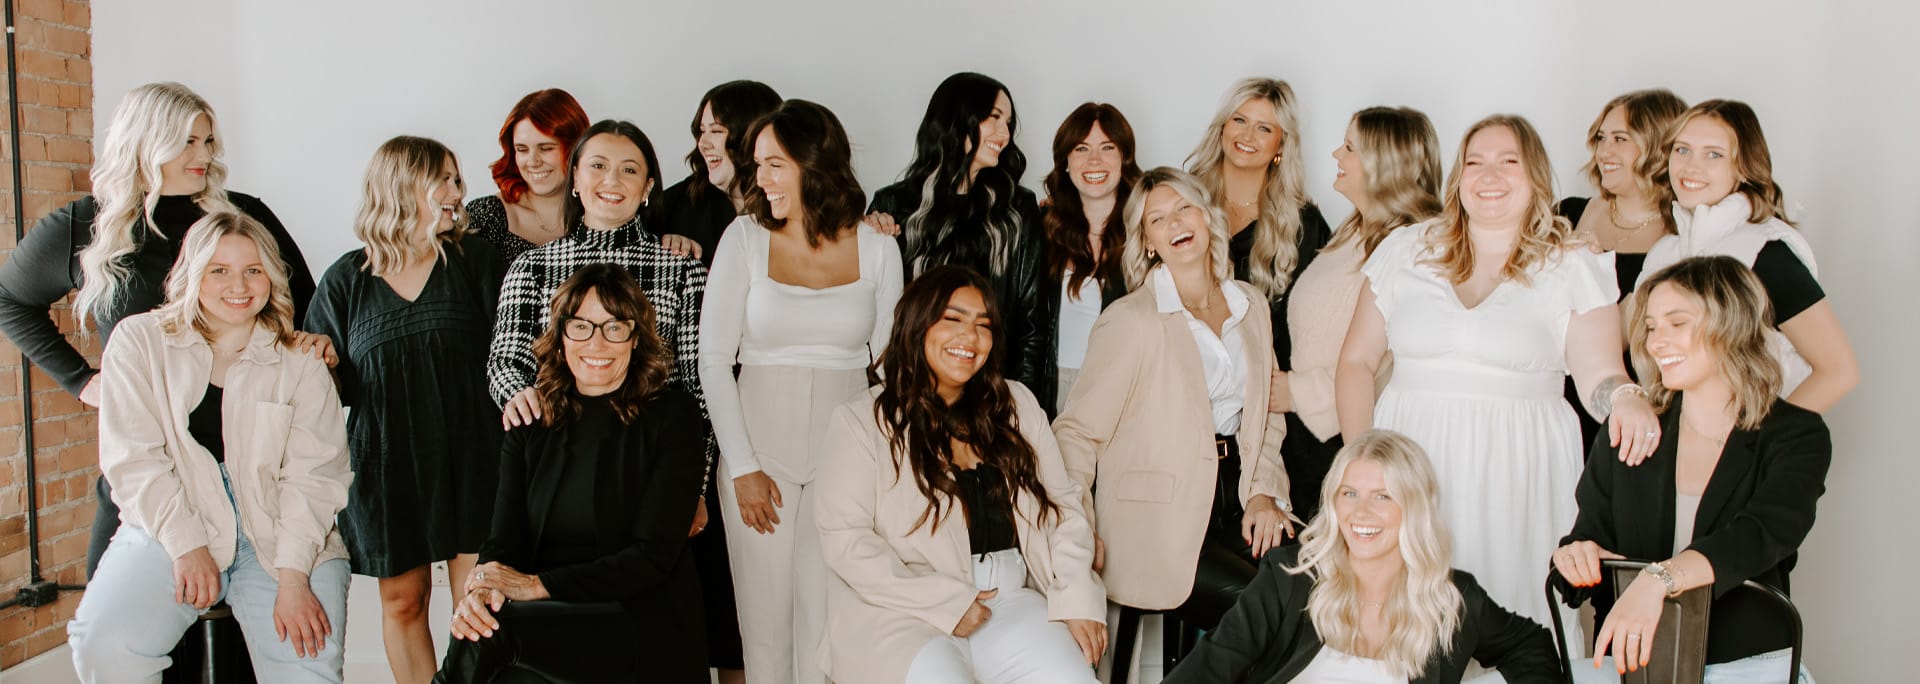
[1645,430,1656,438]
[1627,634,1641,640]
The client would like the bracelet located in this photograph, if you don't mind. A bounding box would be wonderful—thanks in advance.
[1609,382,1648,405]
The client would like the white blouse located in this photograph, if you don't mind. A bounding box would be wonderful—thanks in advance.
[1295,645,1408,683]
[1151,265,1250,435]
[697,217,904,478]
[1055,270,1103,370]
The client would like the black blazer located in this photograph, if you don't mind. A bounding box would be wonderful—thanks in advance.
[479,388,709,676]
[1557,393,1830,664]
[1166,547,1560,683]
[869,182,1049,405]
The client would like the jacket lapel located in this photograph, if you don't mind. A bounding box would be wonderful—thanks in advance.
[526,431,568,552]
[1637,403,1685,558]
[1693,423,1759,541]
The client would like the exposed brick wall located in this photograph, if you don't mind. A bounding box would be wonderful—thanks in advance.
[0,0,94,670]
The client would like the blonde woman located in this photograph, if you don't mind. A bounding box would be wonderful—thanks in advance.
[1185,78,1333,396]
[1336,115,1660,630]
[1640,100,1858,413]
[1054,167,1292,642]
[1166,431,1559,683]
[66,212,351,683]
[0,81,322,579]
[1557,257,1826,683]
[305,137,506,684]
[1279,106,1442,524]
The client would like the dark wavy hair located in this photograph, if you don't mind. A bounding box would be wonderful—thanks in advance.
[897,72,1029,277]
[872,266,1060,534]
[490,89,590,204]
[1042,102,1141,298]
[681,80,782,205]
[741,100,866,247]
[563,120,664,231]
[532,264,673,426]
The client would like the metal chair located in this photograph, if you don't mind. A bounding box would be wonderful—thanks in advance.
[1545,559,1803,684]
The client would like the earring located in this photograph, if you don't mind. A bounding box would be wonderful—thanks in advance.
[571,188,579,197]
[1147,249,1157,259]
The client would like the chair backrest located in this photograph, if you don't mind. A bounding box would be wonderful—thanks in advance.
[1606,561,1710,684]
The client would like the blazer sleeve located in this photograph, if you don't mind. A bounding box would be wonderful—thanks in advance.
[0,198,93,395]
[1459,572,1561,683]
[96,320,206,559]
[478,427,535,568]
[1554,431,1625,606]
[269,356,353,572]
[814,400,980,635]
[1243,286,1290,507]
[697,226,760,479]
[1164,551,1299,683]
[538,394,706,602]
[1686,410,1832,597]
[1013,383,1105,623]
[1049,302,1149,530]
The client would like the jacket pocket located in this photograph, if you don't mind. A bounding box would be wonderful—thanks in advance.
[1110,470,1175,504]
[245,401,295,468]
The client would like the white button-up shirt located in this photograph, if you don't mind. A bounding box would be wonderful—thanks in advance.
[1151,265,1251,435]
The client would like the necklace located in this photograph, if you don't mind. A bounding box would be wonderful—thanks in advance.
[1682,415,1729,447]
[1181,286,1215,313]
[1607,199,1656,232]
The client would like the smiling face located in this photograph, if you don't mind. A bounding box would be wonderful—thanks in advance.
[414,154,464,240]
[196,233,271,331]
[753,127,802,221]
[512,119,566,198]
[158,114,214,195]
[1333,458,1404,564]
[1458,125,1531,227]
[1141,184,1211,268]
[969,90,1014,175]
[563,289,636,396]
[1067,122,1123,203]
[1331,119,1367,203]
[573,133,653,230]
[1591,106,1641,197]
[1668,115,1739,211]
[697,103,734,190]
[922,286,993,403]
[1221,98,1283,171]
[1642,282,1722,393]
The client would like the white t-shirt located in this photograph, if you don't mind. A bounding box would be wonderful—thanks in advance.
[1295,645,1408,683]
[1055,270,1103,370]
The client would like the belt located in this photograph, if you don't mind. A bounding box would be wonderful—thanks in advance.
[1214,434,1239,461]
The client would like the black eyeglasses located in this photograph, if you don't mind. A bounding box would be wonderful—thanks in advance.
[560,317,636,343]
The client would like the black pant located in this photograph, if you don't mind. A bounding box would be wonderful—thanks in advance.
[1281,411,1344,526]
[437,601,704,683]
[1171,451,1259,630]
[87,475,119,579]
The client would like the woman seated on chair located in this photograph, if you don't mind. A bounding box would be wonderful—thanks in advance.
[814,265,1107,684]
[440,264,709,682]
[68,212,352,683]
[1554,255,1828,683]
[1165,430,1560,683]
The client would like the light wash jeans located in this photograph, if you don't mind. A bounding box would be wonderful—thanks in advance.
[67,468,349,683]
[1571,648,1814,684]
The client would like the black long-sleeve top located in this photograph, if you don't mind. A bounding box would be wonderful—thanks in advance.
[1166,546,1560,683]
[869,182,1050,409]
[1556,393,1831,665]
[0,193,316,395]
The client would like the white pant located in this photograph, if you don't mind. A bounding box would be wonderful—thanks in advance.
[1573,648,1815,684]
[67,523,350,683]
[904,549,1098,684]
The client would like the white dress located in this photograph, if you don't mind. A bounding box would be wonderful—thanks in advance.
[1361,221,1617,628]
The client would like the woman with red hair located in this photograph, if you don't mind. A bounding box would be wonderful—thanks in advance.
[467,88,591,264]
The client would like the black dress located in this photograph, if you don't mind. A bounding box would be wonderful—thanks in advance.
[653,176,739,268]
[465,195,541,265]
[304,238,506,577]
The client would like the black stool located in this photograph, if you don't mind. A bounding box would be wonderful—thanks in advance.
[1109,605,1203,684]
[160,603,256,684]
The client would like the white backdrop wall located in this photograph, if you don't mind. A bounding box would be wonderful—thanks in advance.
[91,0,1914,680]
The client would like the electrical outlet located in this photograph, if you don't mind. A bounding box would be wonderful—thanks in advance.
[431,561,449,587]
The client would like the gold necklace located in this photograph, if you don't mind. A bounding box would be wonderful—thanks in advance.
[1682,415,1729,447]
[1607,199,1656,232]
[1181,287,1215,313]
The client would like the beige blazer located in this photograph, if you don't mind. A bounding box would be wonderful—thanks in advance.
[98,313,351,575]
[1052,276,1288,609]
[815,382,1106,684]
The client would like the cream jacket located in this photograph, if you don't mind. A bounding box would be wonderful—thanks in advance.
[815,382,1105,684]
[99,313,351,575]
[1052,276,1288,609]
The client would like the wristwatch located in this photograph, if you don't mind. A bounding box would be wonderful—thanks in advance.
[1642,561,1680,598]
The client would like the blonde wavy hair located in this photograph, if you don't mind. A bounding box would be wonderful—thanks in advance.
[1428,115,1571,286]
[355,136,467,276]
[153,212,297,345]
[1325,106,1442,260]
[1120,167,1233,290]
[1629,256,1781,429]
[1580,89,1686,204]
[1185,77,1309,299]
[1287,429,1463,679]
[78,82,238,327]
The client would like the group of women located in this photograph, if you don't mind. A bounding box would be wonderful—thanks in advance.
[0,69,1850,684]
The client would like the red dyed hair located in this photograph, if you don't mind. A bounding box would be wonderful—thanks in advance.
[490,88,590,204]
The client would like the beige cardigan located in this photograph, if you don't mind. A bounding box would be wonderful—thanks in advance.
[1052,276,1288,610]
[815,382,1105,684]
[1285,238,1392,440]
[99,313,351,575]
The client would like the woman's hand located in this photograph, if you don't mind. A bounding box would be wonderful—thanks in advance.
[1267,369,1292,414]
[688,495,709,537]
[660,234,703,261]
[272,570,332,658]
[289,331,338,368]
[864,212,901,237]
[733,471,784,534]
[501,387,543,430]
[173,546,222,609]
[1091,533,1105,573]
[449,587,505,641]
[1608,394,1662,466]
[1065,618,1107,666]
[1241,495,1294,558]
[952,589,996,637]
[467,561,549,602]
[1552,540,1624,588]
[1593,574,1667,674]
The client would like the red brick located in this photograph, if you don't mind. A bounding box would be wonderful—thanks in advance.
[0,400,20,428]
[24,165,69,193]
[46,529,86,562]
[21,0,61,23]
[0,487,21,518]
[63,1,88,27]
[1,641,24,670]
[24,626,64,659]
[56,84,86,110]
[44,26,88,57]
[20,107,63,137]
[46,135,91,163]
[0,549,24,582]
[0,429,18,457]
[0,609,31,644]
[54,443,91,474]
[16,50,65,82]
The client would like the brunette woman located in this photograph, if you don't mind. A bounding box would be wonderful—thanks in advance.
[1039,103,1142,415]
[657,80,783,265]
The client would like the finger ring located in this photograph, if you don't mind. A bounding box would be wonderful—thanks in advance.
[1627,634,1641,640]
[1645,430,1656,438]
